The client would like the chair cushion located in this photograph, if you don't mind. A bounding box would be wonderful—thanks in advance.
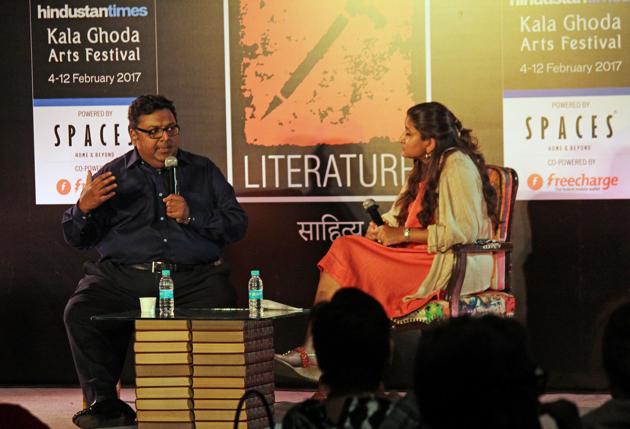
[392,301,451,326]
[392,291,515,326]
[459,291,515,317]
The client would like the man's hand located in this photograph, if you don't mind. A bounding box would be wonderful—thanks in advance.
[376,225,405,246]
[78,170,117,214]
[163,194,190,223]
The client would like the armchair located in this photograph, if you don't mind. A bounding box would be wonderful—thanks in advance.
[384,165,518,388]
[391,165,519,326]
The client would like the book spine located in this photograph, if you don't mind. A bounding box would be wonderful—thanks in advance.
[192,360,273,377]
[192,393,274,410]
[136,410,194,422]
[191,348,274,365]
[192,337,274,354]
[135,364,192,377]
[243,325,274,341]
[135,352,192,365]
[135,398,193,410]
[136,387,193,399]
[136,320,190,331]
[192,382,274,400]
[134,342,191,353]
[193,418,268,429]
[138,423,194,429]
[193,405,271,422]
[192,370,274,388]
[191,320,272,331]
[135,330,191,342]
[191,325,274,343]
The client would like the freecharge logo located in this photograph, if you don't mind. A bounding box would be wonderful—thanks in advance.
[547,173,619,190]
[527,174,544,191]
[528,172,620,192]
[56,179,71,195]
[56,178,85,195]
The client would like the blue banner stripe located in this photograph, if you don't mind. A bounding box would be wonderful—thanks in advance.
[504,87,630,98]
[33,98,135,107]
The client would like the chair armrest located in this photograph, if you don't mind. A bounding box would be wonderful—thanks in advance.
[452,239,513,254]
[445,239,513,317]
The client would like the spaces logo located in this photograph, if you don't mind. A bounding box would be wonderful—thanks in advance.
[36,4,149,19]
[527,172,619,192]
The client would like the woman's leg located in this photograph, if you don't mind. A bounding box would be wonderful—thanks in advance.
[313,271,341,304]
[276,270,342,367]
[303,271,341,354]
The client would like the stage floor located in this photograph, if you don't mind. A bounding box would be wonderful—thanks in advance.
[0,387,611,429]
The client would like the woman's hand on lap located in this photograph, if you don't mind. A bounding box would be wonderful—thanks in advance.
[366,221,380,241]
[376,225,404,246]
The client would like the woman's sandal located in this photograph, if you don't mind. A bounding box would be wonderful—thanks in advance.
[273,347,321,385]
[275,346,318,368]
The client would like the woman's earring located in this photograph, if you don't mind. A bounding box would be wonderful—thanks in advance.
[424,151,432,160]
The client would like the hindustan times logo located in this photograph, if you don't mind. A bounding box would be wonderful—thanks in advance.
[37,4,148,19]
[509,0,587,6]
[56,178,85,195]
[527,172,619,191]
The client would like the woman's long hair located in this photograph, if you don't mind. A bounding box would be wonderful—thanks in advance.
[394,102,497,228]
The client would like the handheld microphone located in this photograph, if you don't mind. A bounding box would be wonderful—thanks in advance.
[362,198,384,226]
[164,156,179,195]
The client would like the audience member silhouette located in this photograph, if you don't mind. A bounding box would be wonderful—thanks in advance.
[282,288,419,428]
[0,404,50,429]
[582,301,630,429]
[414,315,546,429]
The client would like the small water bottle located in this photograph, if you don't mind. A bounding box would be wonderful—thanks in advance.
[159,269,175,317]
[248,270,263,318]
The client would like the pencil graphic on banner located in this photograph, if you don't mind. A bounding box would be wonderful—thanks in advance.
[261,14,349,119]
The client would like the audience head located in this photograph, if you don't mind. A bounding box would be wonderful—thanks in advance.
[414,315,542,429]
[312,288,391,395]
[0,404,50,429]
[602,301,630,398]
[128,94,177,129]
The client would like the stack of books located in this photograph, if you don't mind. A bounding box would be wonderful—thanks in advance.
[134,319,194,429]
[191,320,275,429]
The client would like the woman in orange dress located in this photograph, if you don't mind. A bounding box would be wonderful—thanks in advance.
[276,101,498,375]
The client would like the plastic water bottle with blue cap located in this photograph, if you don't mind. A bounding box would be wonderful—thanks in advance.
[248,269,263,318]
[159,269,174,317]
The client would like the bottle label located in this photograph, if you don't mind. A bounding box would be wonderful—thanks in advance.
[160,289,174,300]
[249,289,263,300]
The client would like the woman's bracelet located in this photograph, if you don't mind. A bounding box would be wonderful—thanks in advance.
[403,227,411,241]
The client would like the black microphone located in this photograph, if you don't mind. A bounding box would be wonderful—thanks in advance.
[164,156,179,195]
[362,198,384,226]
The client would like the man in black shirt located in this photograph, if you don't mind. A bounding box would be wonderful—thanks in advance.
[62,95,248,428]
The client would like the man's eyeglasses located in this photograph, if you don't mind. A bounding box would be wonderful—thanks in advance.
[135,125,180,139]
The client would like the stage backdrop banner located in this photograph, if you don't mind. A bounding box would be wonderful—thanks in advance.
[502,0,630,200]
[29,0,157,204]
[227,0,426,246]
[230,0,425,201]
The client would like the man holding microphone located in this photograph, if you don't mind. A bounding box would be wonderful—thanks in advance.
[62,95,248,428]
